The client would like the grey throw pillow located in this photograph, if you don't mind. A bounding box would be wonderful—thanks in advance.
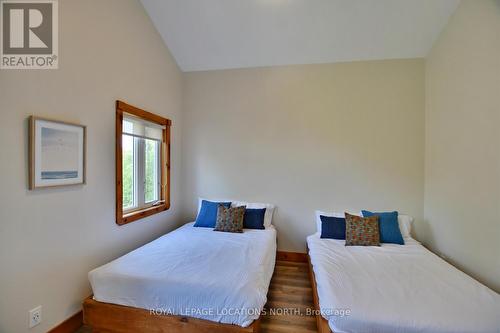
[214,205,245,233]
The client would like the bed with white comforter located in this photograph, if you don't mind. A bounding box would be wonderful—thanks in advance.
[89,222,277,327]
[307,233,500,333]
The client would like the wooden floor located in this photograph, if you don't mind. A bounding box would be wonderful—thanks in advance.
[262,260,317,332]
[76,260,317,333]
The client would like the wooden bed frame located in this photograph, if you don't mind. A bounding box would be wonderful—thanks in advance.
[307,247,333,333]
[83,296,261,333]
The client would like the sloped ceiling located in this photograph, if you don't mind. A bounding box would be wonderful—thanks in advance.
[141,0,460,72]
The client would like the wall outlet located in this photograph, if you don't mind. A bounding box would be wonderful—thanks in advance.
[29,306,42,328]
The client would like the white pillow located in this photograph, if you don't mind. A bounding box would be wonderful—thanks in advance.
[315,210,357,234]
[398,214,413,238]
[232,200,275,228]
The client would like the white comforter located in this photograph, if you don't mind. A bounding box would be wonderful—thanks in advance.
[307,233,500,333]
[89,223,277,327]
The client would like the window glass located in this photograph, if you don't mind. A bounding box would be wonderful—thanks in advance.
[123,119,134,133]
[122,134,135,209]
[144,139,159,203]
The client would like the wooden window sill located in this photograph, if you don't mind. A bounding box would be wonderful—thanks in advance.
[118,203,170,226]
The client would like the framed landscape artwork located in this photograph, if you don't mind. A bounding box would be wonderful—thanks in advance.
[29,116,86,189]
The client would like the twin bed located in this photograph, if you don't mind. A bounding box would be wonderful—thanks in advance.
[84,221,276,332]
[307,221,500,333]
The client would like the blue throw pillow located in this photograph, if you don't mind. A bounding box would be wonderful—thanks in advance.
[320,215,346,240]
[194,200,231,228]
[243,208,266,229]
[361,210,404,245]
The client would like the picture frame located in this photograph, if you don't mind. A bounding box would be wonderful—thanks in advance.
[29,116,86,189]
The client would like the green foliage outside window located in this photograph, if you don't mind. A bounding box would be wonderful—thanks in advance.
[122,136,158,209]
[122,136,134,209]
[145,139,157,203]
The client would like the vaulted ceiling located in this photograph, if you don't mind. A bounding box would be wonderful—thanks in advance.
[141,0,460,72]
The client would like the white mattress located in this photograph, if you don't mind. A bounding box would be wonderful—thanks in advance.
[307,233,500,333]
[89,223,277,327]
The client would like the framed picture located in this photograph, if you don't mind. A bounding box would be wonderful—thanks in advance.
[29,116,86,189]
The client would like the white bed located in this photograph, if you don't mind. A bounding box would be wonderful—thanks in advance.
[307,233,500,333]
[89,222,277,327]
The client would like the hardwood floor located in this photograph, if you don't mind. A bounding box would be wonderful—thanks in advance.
[262,260,317,333]
[76,260,317,333]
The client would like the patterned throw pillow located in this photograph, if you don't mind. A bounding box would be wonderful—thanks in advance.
[214,205,246,233]
[345,213,380,246]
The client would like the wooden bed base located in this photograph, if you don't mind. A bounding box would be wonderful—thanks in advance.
[83,296,261,333]
[307,248,333,333]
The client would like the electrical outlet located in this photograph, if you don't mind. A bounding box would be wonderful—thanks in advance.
[29,306,42,328]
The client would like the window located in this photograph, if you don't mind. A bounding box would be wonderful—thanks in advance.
[116,101,171,225]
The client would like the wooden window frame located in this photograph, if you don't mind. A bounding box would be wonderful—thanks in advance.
[116,100,171,225]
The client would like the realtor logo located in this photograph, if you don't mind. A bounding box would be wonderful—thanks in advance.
[1,0,58,69]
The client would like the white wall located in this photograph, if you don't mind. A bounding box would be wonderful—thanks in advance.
[425,0,500,292]
[182,59,425,252]
[0,0,183,332]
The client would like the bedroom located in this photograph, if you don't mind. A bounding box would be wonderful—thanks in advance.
[0,0,499,333]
